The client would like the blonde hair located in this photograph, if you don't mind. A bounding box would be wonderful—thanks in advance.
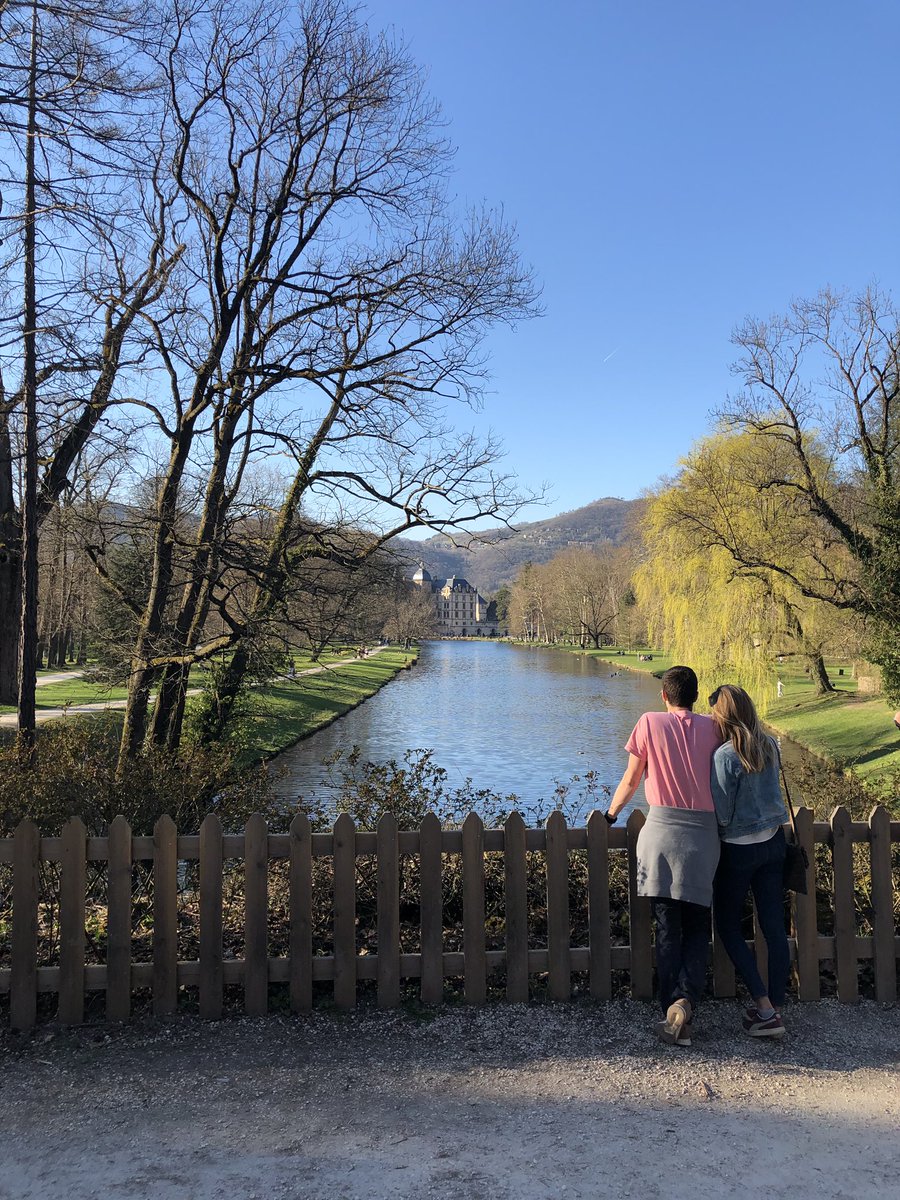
[709,684,775,773]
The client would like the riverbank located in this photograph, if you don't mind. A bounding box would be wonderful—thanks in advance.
[228,646,419,765]
[557,644,900,791]
[1,647,419,768]
[564,645,675,676]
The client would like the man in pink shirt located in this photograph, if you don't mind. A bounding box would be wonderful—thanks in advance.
[606,665,722,1046]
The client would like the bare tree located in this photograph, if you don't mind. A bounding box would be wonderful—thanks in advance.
[724,287,900,697]
[550,546,631,648]
[99,0,539,767]
[0,0,179,738]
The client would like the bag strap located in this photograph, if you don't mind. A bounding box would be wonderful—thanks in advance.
[775,743,799,840]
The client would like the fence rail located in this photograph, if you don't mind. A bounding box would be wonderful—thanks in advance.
[1,806,898,1030]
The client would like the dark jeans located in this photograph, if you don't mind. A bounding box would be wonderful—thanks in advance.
[713,827,789,1008]
[652,898,711,1015]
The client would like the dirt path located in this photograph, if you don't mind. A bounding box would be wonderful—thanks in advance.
[35,670,86,687]
[2,1000,897,1199]
[0,649,388,728]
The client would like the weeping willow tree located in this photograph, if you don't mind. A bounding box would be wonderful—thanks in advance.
[636,509,781,709]
[635,429,859,711]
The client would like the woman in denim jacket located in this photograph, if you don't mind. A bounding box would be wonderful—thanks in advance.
[709,685,789,1038]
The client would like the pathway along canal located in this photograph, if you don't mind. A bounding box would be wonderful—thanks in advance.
[274,640,815,820]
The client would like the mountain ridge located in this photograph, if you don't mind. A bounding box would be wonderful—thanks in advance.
[393,496,642,594]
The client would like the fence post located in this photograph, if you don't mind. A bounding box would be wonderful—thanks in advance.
[244,814,269,1017]
[333,813,357,1010]
[868,805,896,1004]
[59,817,86,1026]
[199,813,223,1020]
[831,806,858,1004]
[10,819,40,1032]
[626,810,653,1000]
[546,810,570,1001]
[586,810,611,1001]
[289,813,313,1013]
[504,811,528,1003]
[377,813,400,1008]
[106,815,132,1022]
[419,813,443,1005]
[153,815,178,1017]
[792,807,819,1000]
[462,813,486,1004]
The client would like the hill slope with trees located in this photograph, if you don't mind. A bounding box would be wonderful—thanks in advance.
[396,497,641,593]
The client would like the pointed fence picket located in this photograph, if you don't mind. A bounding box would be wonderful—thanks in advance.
[199,814,224,1020]
[0,805,897,1028]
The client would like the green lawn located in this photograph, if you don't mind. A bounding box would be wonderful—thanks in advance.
[565,646,899,784]
[560,644,675,676]
[220,648,419,763]
[3,649,420,766]
[25,665,206,711]
[767,659,899,781]
[32,679,132,707]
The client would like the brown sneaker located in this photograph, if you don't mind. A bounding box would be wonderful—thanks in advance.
[742,1007,785,1038]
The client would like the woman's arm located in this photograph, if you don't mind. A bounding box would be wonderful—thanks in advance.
[608,753,646,819]
[710,749,737,827]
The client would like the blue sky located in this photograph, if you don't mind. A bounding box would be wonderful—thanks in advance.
[362,0,900,522]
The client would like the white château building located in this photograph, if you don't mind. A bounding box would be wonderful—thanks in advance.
[411,565,497,636]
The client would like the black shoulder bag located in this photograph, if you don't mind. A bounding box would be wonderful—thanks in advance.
[779,759,810,895]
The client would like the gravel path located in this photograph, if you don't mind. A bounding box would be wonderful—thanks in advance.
[2,1000,897,1199]
[0,650,386,728]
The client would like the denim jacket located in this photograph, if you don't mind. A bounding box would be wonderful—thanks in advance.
[710,738,788,838]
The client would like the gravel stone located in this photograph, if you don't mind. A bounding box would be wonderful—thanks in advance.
[1,999,897,1199]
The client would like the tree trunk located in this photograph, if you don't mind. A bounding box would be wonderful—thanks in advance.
[808,652,835,696]
[147,413,240,751]
[17,3,40,748]
[117,418,200,772]
[0,400,19,702]
[0,531,20,704]
[197,644,250,744]
[153,662,191,753]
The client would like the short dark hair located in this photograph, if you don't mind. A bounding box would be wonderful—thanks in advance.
[661,665,698,709]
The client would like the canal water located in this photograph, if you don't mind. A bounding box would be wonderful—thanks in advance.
[274,640,668,820]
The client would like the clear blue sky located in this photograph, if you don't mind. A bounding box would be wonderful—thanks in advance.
[363,0,900,522]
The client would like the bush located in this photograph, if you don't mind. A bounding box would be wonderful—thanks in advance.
[0,715,285,836]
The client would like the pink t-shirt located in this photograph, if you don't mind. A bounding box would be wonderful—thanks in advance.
[625,710,722,811]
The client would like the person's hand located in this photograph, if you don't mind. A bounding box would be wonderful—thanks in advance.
[603,810,616,826]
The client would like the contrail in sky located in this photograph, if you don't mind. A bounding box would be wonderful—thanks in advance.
[602,348,619,363]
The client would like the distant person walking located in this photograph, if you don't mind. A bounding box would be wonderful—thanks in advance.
[606,665,723,1046]
[709,684,789,1039]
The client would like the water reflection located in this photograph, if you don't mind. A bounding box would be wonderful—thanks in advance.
[274,641,666,820]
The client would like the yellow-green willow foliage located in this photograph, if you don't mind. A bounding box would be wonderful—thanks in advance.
[636,502,780,710]
[635,430,855,711]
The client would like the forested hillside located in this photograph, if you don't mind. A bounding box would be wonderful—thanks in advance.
[395,497,641,593]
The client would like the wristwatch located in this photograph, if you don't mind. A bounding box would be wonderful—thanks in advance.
[603,810,617,825]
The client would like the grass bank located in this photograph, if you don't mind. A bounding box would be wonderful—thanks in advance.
[558,644,899,787]
[766,660,899,783]
[224,647,419,764]
[562,645,675,677]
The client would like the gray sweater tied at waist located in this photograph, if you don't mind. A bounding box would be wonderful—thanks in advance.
[635,806,721,907]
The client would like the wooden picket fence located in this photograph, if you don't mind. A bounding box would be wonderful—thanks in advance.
[0,805,897,1030]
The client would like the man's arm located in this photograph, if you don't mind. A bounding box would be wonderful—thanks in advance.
[607,753,646,820]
